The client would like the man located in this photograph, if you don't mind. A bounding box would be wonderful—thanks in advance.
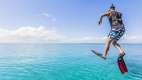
[98,4,125,59]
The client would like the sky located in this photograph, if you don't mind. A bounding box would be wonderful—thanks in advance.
[0,0,141,43]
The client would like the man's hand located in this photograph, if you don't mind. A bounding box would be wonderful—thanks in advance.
[98,15,103,26]
[98,20,102,25]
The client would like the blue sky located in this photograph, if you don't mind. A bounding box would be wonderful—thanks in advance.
[0,0,141,43]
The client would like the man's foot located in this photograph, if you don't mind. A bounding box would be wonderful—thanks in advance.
[102,56,107,60]
[118,53,125,58]
[102,55,107,60]
[91,50,106,60]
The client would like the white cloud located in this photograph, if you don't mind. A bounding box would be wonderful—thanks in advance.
[62,36,106,43]
[41,12,56,22]
[0,26,141,43]
[122,35,142,43]
[0,27,109,43]
[0,26,64,43]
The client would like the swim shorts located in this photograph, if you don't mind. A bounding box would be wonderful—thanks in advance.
[108,28,125,41]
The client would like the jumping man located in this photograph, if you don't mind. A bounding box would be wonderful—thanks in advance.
[98,4,125,59]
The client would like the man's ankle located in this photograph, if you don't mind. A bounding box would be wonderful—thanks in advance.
[119,53,125,58]
[102,55,107,59]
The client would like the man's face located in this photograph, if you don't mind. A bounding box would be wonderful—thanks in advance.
[108,8,115,11]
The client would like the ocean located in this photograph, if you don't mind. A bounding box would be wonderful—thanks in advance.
[0,43,141,80]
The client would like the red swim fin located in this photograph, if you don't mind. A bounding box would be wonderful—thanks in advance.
[117,57,128,74]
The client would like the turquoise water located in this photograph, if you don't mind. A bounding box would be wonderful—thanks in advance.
[0,43,142,80]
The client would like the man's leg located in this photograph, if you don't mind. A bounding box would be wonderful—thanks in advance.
[112,40,125,55]
[102,38,112,58]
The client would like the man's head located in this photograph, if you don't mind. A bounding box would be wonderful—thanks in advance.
[109,4,115,10]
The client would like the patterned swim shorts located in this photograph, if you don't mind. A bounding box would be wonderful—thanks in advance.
[108,28,125,41]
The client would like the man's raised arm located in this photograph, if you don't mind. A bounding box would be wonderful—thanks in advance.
[98,11,110,25]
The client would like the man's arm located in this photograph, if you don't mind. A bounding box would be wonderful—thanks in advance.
[98,11,110,25]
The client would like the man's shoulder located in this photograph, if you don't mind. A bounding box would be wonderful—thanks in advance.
[116,11,122,14]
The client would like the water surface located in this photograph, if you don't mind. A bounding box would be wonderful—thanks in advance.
[0,43,141,80]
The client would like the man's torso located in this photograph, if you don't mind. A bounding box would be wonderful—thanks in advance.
[108,10,124,31]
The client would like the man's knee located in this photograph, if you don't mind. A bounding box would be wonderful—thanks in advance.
[105,38,112,44]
